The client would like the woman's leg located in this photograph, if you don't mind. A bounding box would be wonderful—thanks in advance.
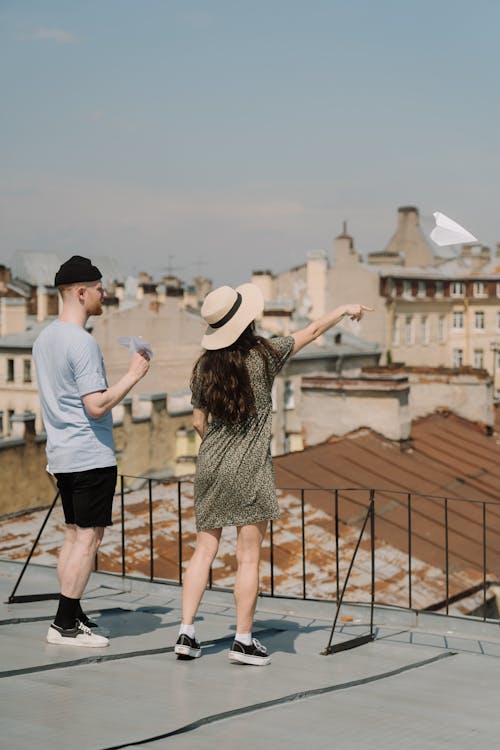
[234,521,267,634]
[181,528,222,624]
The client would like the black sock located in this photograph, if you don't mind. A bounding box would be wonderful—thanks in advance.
[54,595,79,629]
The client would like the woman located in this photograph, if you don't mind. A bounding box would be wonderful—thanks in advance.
[175,283,371,665]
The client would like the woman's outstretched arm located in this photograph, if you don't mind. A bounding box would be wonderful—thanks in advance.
[291,304,374,355]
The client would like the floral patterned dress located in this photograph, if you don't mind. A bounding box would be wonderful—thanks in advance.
[190,336,294,531]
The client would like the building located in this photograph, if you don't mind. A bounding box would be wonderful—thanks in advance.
[253,206,500,394]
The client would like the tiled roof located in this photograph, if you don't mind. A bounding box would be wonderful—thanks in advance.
[274,412,500,584]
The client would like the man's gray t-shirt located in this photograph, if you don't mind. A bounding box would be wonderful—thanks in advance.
[33,320,116,473]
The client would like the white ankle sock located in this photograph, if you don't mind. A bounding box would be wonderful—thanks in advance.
[236,632,252,645]
[180,623,195,638]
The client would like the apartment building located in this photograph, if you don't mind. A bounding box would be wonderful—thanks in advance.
[381,266,500,390]
[253,206,500,394]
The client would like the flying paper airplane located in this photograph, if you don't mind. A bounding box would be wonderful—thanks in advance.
[430,212,478,247]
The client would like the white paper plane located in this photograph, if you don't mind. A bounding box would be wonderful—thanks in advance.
[430,212,478,246]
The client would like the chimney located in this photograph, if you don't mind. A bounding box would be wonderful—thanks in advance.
[397,205,419,227]
[37,285,49,322]
[194,276,212,304]
[0,298,27,336]
[306,251,327,319]
[333,222,357,267]
[0,265,11,293]
[252,270,275,303]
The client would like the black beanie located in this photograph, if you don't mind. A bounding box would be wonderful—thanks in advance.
[54,255,102,286]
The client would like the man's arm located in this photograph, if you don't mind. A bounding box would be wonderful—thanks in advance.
[82,352,150,419]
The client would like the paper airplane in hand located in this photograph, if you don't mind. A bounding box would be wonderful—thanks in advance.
[430,212,478,246]
[118,336,153,359]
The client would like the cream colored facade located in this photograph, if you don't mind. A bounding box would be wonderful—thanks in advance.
[383,276,500,394]
[0,340,42,436]
[253,206,500,395]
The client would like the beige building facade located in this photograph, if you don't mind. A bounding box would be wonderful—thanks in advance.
[253,206,500,395]
[381,271,500,394]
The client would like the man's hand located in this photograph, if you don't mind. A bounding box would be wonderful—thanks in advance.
[128,351,150,384]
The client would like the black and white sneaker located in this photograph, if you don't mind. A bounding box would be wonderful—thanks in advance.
[77,613,99,629]
[175,633,201,659]
[229,637,271,666]
[46,621,109,648]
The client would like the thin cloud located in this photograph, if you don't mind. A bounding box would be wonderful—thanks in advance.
[27,28,77,44]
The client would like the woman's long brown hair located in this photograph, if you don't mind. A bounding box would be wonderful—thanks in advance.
[191,323,280,424]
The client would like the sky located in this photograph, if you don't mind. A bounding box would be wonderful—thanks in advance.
[1,0,499,286]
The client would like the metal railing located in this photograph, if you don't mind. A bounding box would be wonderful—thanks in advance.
[6,475,500,652]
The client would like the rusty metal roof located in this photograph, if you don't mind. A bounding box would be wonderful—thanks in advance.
[274,412,500,587]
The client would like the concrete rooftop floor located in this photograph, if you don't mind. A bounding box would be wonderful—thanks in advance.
[1,559,500,749]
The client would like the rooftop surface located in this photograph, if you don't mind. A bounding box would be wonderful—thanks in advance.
[1,559,499,749]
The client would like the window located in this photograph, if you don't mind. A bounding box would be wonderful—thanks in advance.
[496,283,500,298]
[438,315,446,343]
[7,409,14,434]
[474,311,485,330]
[403,281,413,298]
[7,359,14,382]
[405,315,414,345]
[284,380,295,410]
[452,311,464,329]
[271,383,277,413]
[23,359,31,383]
[417,281,426,298]
[452,349,464,368]
[451,282,465,297]
[497,351,500,370]
[473,349,484,369]
[392,316,400,346]
[473,281,486,297]
[420,315,429,344]
[0,412,3,434]
[435,281,444,298]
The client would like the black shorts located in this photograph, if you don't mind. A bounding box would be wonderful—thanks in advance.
[55,466,117,528]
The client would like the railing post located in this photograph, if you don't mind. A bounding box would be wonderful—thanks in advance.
[8,491,60,603]
[322,496,374,655]
[444,498,449,615]
[483,502,487,621]
[335,489,340,604]
[301,489,306,599]
[120,474,126,577]
[177,481,183,586]
[369,489,375,638]
[407,492,412,609]
[148,479,154,581]
[270,519,275,597]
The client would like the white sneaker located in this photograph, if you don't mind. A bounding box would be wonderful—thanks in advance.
[46,621,109,648]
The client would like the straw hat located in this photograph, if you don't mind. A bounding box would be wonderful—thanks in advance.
[200,283,264,350]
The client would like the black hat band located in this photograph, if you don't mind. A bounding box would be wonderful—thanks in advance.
[210,292,242,329]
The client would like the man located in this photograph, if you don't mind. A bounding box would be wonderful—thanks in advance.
[33,255,150,647]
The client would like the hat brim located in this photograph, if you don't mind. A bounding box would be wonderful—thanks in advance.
[201,283,264,350]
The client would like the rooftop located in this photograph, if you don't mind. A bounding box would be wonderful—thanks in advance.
[1,559,500,750]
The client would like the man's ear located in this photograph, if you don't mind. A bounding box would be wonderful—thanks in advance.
[77,285,86,300]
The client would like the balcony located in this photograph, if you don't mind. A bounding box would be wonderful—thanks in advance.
[1,475,500,748]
